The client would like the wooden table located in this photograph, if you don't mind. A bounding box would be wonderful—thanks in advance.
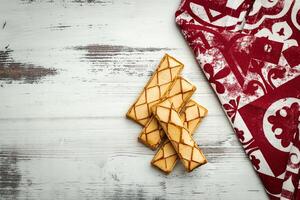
[0,0,267,199]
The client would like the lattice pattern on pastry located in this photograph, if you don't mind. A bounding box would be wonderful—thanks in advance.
[152,99,207,172]
[151,100,207,173]
[126,54,184,126]
[138,76,196,149]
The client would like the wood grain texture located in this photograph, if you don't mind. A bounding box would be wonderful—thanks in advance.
[0,0,267,199]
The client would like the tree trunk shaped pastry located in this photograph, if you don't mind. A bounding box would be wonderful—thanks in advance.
[152,99,207,172]
[151,100,207,173]
[138,76,196,149]
[126,54,184,126]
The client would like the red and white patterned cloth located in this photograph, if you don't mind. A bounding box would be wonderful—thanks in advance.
[175,0,300,199]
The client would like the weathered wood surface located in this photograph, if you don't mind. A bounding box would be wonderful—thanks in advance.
[0,0,267,199]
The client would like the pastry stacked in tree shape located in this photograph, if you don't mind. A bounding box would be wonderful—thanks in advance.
[127,54,208,173]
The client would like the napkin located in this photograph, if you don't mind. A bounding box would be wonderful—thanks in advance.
[175,0,300,199]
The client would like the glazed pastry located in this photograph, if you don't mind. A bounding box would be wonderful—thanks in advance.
[138,76,196,149]
[151,100,207,173]
[126,54,184,126]
[152,99,207,172]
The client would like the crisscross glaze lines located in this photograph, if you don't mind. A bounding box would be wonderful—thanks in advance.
[126,54,184,126]
[152,99,207,172]
[138,77,196,149]
[151,100,208,173]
